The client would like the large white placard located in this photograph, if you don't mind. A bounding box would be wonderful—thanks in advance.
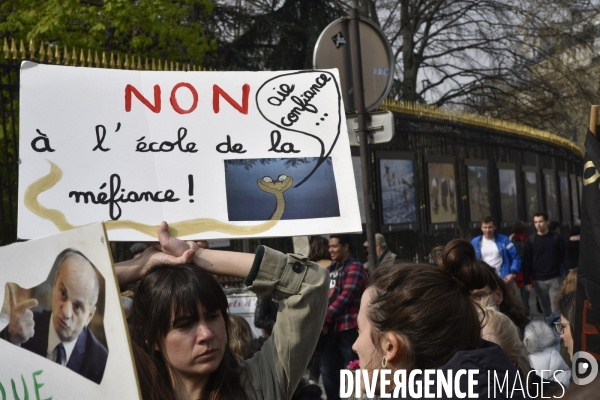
[18,63,361,240]
[0,223,140,399]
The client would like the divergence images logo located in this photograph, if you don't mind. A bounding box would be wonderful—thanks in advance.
[572,351,598,385]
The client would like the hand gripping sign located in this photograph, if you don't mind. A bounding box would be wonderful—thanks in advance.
[18,63,361,241]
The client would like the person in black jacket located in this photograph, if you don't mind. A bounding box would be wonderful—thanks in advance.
[254,295,278,337]
[522,211,570,318]
[566,225,580,270]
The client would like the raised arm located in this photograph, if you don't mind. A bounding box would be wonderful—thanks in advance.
[114,245,195,286]
[240,247,329,400]
[155,221,254,277]
[189,247,253,278]
[115,222,254,286]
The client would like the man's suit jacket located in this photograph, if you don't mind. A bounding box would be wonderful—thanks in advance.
[1,309,108,384]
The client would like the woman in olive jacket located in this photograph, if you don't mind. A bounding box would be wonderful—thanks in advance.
[116,222,329,400]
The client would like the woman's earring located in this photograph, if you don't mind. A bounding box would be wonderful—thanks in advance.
[381,356,387,368]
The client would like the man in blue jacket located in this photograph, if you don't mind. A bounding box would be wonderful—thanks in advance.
[471,216,521,283]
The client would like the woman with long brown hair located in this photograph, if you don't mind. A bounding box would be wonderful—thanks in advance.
[308,236,331,267]
[116,222,328,400]
[228,314,255,365]
[479,306,532,375]
[351,239,526,398]
[477,263,530,337]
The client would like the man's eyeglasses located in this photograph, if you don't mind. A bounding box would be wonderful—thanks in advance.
[554,321,567,335]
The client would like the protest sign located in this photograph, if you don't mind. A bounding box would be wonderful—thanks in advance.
[18,63,361,240]
[0,223,140,399]
[227,294,260,337]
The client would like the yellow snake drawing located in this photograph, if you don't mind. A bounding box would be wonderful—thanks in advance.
[257,174,293,220]
[24,161,292,238]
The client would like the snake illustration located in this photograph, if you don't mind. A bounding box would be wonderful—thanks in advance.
[257,174,293,220]
[24,161,292,238]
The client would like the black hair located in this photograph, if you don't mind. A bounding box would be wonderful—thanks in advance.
[533,211,549,221]
[329,234,354,255]
[132,264,247,400]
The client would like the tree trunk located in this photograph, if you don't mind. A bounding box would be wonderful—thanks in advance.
[400,0,419,102]
[356,0,380,26]
[367,0,380,26]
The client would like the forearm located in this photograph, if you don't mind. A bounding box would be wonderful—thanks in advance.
[192,248,253,278]
[114,258,148,287]
[511,256,521,274]
[326,290,352,324]
[115,237,199,286]
[114,244,253,287]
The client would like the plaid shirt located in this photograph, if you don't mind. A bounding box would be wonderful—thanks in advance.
[326,256,368,332]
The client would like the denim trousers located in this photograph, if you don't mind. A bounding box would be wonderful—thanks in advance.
[320,328,359,400]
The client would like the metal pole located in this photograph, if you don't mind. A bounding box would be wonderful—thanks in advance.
[349,8,377,269]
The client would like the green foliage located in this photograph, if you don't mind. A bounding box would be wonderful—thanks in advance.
[0,64,19,245]
[0,0,216,64]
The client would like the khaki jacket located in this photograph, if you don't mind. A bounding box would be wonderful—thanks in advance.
[364,248,397,270]
[378,249,397,269]
[241,246,329,400]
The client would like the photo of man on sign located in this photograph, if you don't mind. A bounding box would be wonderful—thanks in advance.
[0,249,108,384]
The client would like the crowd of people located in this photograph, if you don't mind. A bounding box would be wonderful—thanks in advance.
[1,209,590,399]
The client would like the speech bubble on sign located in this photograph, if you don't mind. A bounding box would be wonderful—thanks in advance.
[256,71,342,187]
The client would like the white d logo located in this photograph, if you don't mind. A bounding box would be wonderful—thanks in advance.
[573,351,599,385]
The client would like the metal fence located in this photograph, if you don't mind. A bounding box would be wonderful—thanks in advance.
[356,101,583,262]
[0,43,583,263]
